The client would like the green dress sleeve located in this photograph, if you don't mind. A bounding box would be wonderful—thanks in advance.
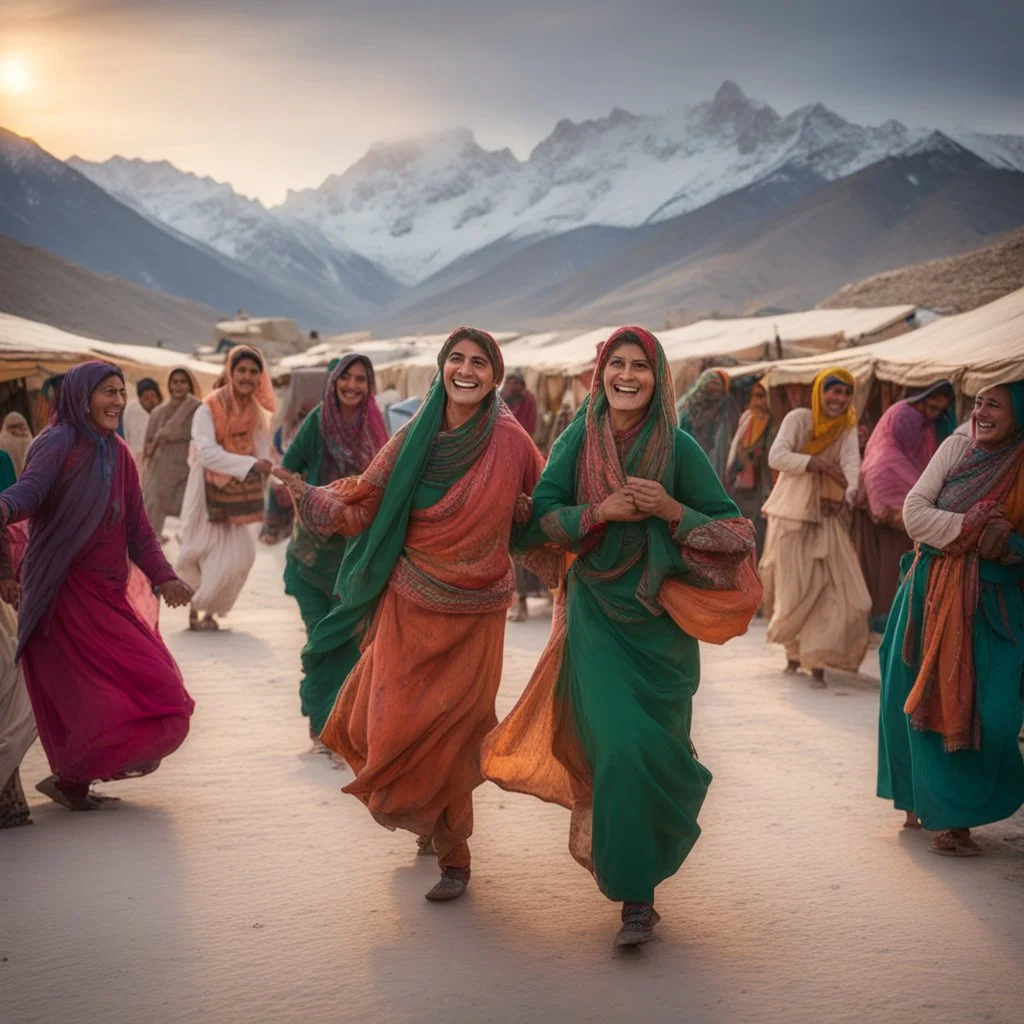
[669,428,741,539]
[282,408,322,482]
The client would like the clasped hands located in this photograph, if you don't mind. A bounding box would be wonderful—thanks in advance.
[978,507,1013,561]
[595,477,683,525]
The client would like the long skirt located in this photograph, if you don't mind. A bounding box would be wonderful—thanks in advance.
[0,599,35,825]
[878,552,1024,829]
[175,462,256,617]
[22,563,193,785]
[761,514,871,672]
[853,511,913,622]
[320,588,505,871]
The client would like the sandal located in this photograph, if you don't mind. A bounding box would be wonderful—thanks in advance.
[930,829,981,857]
[613,903,661,948]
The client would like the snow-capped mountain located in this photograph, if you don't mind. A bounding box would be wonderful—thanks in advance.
[68,155,403,319]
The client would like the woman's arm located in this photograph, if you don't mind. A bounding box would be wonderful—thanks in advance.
[123,449,178,587]
[903,436,970,549]
[768,410,813,474]
[0,432,68,527]
[838,426,861,504]
[192,405,258,481]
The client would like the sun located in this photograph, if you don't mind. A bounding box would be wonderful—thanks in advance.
[0,57,31,96]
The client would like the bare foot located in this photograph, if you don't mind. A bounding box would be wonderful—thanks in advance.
[903,811,922,830]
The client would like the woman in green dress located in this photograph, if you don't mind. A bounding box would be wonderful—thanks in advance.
[263,355,388,738]
[483,326,760,948]
[877,380,1024,856]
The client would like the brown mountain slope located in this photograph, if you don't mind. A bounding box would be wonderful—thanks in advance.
[818,226,1024,313]
[0,234,221,350]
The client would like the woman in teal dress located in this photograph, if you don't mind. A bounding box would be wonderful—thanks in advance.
[264,355,388,738]
[484,327,760,948]
[878,380,1024,856]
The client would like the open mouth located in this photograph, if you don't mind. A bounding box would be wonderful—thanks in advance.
[613,384,640,395]
[977,420,995,430]
[452,379,479,391]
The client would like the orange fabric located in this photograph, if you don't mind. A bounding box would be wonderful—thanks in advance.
[904,466,1024,750]
[740,385,771,451]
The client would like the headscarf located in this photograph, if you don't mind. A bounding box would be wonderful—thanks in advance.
[902,379,1024,752]
[0,412,33,478]
[739,382,771,451]
[907,379,957,442]
[802,367,857,456]
[204,345,275,459]
[320,354,389,482]
[676,369,731,453]
[147,368,202,451]
[860,380,954,520]
[0,361,127,657]
[302,326,505,687]
[136,377,162,401]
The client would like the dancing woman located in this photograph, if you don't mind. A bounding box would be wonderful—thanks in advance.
[483,327,760,947]
[0,362,193,812]
[274,328,544,902]
[264,355,388,736]
[878,381,1024,854]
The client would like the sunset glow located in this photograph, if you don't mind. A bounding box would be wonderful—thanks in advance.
[0,55,31,96]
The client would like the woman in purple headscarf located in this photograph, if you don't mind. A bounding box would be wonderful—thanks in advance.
[0,361,195,812]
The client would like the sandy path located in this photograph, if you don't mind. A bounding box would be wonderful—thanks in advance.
[2,542,1023,1024]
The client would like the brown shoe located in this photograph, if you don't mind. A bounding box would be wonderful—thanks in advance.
[425,867,470,901]
[613,903,661,948]
[930,829,981,857]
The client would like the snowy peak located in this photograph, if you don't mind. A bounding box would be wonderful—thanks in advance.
[705,79,764,130]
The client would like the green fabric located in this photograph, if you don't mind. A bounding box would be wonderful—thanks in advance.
[280,407,351,731]
[0,451,15,493]
[301,375,498,734]
[532,425,740,902]
[878,546,1024,828]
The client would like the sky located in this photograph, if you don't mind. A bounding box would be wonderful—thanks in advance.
[1,0,1022,205]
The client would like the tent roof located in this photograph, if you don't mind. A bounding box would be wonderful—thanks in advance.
[0,313,224,390]
[758,288,1024,396]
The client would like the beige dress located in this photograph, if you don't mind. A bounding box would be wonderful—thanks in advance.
[760,408,871,671]
[122,401,150,468]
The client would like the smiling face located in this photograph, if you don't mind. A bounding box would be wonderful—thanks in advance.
[749,384,768,413]
[231,356,263,398]
[973,387,1018,448]
[602,341,655,418]
[336,360,370,411]
[139,387,162,413]
[822,381,853,419]
[442,339,496,410]
[168,371,192,402]
[88,374,128,433]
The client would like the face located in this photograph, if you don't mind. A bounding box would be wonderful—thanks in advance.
[703,375,724,398]
[602,342,655,415]
[88,374,128,433]
[822,382,853,419]
[231,357,262,397]
[442,339,496,409]
[139,388,162,413]
[336,361,370,410]
[504,377,524,398]
[750,385,768,412]
[168,371,192,401]
[920,394,951,422]
[973,388,1018,447]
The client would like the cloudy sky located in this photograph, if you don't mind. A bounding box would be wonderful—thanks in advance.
[1,0,1022,204]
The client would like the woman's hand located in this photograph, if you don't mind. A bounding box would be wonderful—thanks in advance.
[0,578,19,609]
[159,578,193,608]
[271,465,309,501]
[807,456,846,487]
[253,459,274,477]
[626,477,683,522]
[513,493,533,528]
[978,513,1012,561]
[595,488,649,524]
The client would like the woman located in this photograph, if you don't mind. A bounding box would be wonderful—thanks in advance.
[855,381,956,632]
[676,368,733,480]
[760,368,871,686]
[0,413,33,478]
[0,454,33,828]
[0,361,194,811]
[123,378,163,467]
[263,354,388,738]
[274,327,544,902]
[176,346,274,631]
[725,381,774,556]
[877,382,1024,854]
[482,327,760,948]
[142,368,203,541]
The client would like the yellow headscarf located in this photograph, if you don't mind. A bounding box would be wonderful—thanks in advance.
[803,367,856,456]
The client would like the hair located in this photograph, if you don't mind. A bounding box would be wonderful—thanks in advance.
[136,377,162,400]
[232,352,264,372]
[603,329,647,361]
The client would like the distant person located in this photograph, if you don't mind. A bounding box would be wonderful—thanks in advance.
[676,369,734,480]
[123,378,163,467]
[725,381,774,557]
[760,368,871,686]
[261,355,387,741]
[142,368,203,541]
[501,368,537,437]
[0,413,33,478]
[0,362,194,813]
[878,381,1024,853]
[175,347,274,631]
[855,381,956,633]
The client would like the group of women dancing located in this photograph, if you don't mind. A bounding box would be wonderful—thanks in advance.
[0,323,1022,949]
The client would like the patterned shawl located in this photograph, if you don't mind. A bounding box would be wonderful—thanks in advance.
[0,361,127,656]
[803,367,857,457]
[903,379,1024,751]
[320,354,389,482]
[676,369,730,452]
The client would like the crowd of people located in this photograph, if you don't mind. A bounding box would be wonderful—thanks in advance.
[0,325,1022,950]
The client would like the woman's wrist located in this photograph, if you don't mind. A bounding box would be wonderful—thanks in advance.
[661,498,683,523]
